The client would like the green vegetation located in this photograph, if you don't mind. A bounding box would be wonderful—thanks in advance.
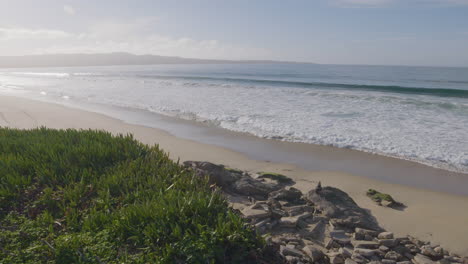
[366,189,395,203]
[0,128,263,263]
[225,167,243,174]
[257,172,293,184]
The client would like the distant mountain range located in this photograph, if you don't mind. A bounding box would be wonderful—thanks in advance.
[0,52,308,68]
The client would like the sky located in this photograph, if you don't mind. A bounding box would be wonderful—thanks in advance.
[0,0,468,66]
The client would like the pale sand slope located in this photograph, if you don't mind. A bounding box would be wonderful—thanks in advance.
[1,95,467,255]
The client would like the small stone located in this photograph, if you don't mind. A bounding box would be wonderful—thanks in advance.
[330,230,351,245]
[414,253,436,264]
[385,251,403,261]
[340,247,354,258]
[380,239,399,248]
[280,245,304,258]
[327,252,345,264]
[346,259,358,264]
[352,253,368,264]
[352,240,380,249]
[302,245,323,262]
[285,255,300,263]
[354,248,378,257]
[421,245,441,259]
[382,260,396,264]
[378,232,394,239]
[381,200,393,207]
[397,261,412,264]
[279,212,312,228]
[379,245,390,252]
[405,243,420,254]
[437,259,451,264]
[355,228,379,240]
[241,206,270,219]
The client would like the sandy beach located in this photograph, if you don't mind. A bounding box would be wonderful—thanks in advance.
[1,94,467,255]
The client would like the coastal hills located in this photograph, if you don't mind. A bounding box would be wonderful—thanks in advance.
[0,52,307,68]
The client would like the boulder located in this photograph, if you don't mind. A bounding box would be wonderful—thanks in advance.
[306,186,382,231]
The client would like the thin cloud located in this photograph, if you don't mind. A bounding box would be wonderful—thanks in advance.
[331,0,393,7]
[0,19,271,60]
[0,27,72,40]
[63,5,75,15]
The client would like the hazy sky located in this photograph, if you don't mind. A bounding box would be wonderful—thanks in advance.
[0,0,468,66]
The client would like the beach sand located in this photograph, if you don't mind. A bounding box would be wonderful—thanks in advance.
[1,95,467,255]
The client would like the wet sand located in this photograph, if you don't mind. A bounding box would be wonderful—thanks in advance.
[1,95,467,255]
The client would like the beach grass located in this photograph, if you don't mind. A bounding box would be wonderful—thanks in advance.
[0,127,263,263]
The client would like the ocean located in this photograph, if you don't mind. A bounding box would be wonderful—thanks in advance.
[1,63,467,173]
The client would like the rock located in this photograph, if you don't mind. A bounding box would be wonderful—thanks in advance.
[331,255,345,264]
[346,259,358,264]
[302,245,323,262]
[241,205,270,220]
[382,260,396,264]
[329,230,352,245]
[437,259,451,264]
[304,219,326,240]
[385,251,403,261]
[355,228,379,240]
[283,205,310,216]
[285,255,300,263]
[279,212,312,228]
[368,261,383,264]
[340,247,354,258]
[270,187,303,202]
[354,248,378,257]
[379,245,390,252]
[414,253,436,264]
[280,245,304,258]
[306,186,382,231]
[184,161,281,198]
[381,200,393,207]
[379,239,399,248]
[352,253,368,263]
[405,243,420,254]
[378,232,394,239]
[421,245,442,259]
[256,172,295,185]
[352,240,380,249]
[397,262,412,264]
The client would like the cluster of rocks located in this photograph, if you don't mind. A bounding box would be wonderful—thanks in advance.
[183,161,467,264]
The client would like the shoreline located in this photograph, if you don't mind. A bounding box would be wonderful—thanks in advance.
[1,94,468,255]
[11,93,468,195]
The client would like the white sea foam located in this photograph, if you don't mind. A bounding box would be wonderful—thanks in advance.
[1,65,467,173]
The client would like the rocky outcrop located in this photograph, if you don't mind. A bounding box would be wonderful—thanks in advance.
[306,187,382,231]
[184,161,467,264]
[183,161,283,199]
